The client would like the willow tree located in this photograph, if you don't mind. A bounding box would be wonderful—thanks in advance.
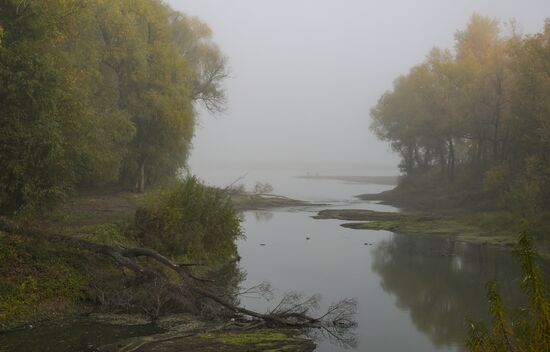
[170,12,229,113]
[94,0,228,192]
[0,0,228,214]
[0,0,133,213]
[369,14,550,216]
[504,20,550,216]
[370,14,517,183]
[455,14,514,172]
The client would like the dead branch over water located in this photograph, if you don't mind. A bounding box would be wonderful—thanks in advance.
[0,217,357,341]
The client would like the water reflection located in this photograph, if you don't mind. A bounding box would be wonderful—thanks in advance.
[371,234,526,349]
[0,321,163,352]
[307,325,358,349]
[252,211,274,223]
[212,259,247,305]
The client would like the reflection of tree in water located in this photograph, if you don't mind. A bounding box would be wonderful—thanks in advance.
[253,211,274,222]
[213,261,358,347]
[204,259,247,313]
[371,234,526,349]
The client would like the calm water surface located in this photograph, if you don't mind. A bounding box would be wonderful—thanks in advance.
[195,166,531,352]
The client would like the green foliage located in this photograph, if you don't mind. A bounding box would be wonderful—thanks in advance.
[134,177,242,265]
[198,330,302,346]
[0,1,78,214]
[467,230,550,351]
[0,232,88,328]
[0,0,227,214]
[84,222,136,248]
[371,15,550,215]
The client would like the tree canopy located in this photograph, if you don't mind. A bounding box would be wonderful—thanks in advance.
[371,14,550,215]
[0,0,228,214]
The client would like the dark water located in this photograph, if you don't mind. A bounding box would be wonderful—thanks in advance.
[0,321,163,352]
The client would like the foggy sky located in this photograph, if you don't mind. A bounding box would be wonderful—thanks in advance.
[168,0,550,172]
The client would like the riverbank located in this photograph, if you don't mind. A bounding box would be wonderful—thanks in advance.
[356,186,489,213]
[105,325,315,352]
[315,209,518,246]
[316,186,550,256]
[230,193,313,210]
[0,187,317,351]
[0,313,315,352]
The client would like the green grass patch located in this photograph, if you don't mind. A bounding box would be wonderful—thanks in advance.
[315,209,541,251]
[196,330,313,351]
[198,330,301,346]
[0,232,89,329]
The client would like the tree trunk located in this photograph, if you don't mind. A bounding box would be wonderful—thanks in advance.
[448,138,455,180]
[139,160,146,193]
[492,73,504,164]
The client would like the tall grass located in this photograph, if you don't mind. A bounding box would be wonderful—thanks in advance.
[467,229,550,351]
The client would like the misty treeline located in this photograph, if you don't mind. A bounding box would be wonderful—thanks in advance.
[371,14,550,215]
[0,0,227,214]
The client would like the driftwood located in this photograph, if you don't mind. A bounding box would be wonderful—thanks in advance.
[0,217,356,336]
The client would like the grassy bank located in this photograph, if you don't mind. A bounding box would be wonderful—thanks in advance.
[316,209,517,244]
[315,208,550,257]
[0,185,318,351]
[1,186,311,329]
[0,190,142,329]
[101,327,315,352]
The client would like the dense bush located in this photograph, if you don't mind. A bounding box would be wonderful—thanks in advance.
[134,177,242,265]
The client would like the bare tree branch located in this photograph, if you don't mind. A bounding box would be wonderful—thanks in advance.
[0,217,357,334]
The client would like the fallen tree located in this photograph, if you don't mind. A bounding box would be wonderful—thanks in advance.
[0,217,356,338]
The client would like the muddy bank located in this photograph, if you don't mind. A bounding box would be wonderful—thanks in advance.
[107,329,315,352]
[356,185,495,214]
[0,314,316,352]
[230,193,313,210]
[95,314,315,352]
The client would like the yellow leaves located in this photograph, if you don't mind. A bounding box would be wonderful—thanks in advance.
[455,13,501,62]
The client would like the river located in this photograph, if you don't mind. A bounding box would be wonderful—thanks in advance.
[0,165,534,352]
[194,164,529,352]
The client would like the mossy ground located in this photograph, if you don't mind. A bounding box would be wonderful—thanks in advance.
[0,231,90,329]
[0,191,143,329]
[314,209,550,255]
[230,193,311,210]
[128,329,315,352]
[0,187,283,330]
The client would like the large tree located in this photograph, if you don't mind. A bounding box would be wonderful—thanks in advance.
[370,14,550,213]
[0,0,228,213]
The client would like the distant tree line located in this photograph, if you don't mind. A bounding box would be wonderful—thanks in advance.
[0,0,227,214]
[371,14,550,215]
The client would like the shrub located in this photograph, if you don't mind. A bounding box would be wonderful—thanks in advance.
[134,177,242,265]
[252,182,273,194]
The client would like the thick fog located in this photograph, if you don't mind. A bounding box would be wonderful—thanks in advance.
[169,0,550,174]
